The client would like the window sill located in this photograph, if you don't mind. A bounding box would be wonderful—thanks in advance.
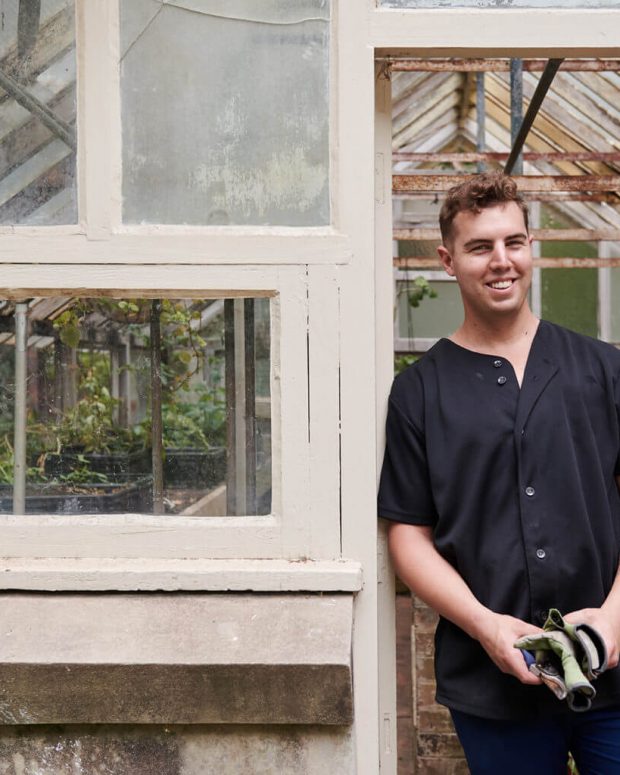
[0,557,363,592]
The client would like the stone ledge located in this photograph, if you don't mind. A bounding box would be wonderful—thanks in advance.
[0,593,353,725]
[0,558,363,592]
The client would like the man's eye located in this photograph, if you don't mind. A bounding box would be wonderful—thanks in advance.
[507,240,526,248]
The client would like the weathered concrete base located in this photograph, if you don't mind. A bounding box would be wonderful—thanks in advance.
[0,593,353,725]
[0,725,354,775]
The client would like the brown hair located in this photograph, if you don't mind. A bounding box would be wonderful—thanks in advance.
[439,172,529,246]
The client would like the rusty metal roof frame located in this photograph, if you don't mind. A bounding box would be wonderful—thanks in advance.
[505,58,563,174]
[390,55,620,269]
[385,58,620,72]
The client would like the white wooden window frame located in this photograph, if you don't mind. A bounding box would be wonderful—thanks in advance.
[0,1,347,568]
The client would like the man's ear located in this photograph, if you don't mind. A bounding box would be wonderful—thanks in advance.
[437,244,455,277]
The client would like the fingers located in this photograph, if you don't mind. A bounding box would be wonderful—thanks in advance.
[477,613,543,685]
[506,649,542,685]
[565,607,620,670]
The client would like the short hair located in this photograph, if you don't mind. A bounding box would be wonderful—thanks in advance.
[439,172,529,246]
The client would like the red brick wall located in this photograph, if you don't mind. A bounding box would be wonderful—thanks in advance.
[396,593,469,774]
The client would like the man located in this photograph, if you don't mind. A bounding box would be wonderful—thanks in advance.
[378,172,620,774]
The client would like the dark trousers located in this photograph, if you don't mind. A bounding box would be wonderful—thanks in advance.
[451,705,620,775]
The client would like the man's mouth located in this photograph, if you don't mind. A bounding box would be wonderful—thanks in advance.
[487,280,514,290]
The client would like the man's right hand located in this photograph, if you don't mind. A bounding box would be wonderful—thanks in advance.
[474,611,543,685]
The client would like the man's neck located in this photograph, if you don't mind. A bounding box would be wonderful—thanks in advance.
[451,308,539,355]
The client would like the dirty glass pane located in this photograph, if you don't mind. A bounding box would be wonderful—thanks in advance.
[0,1,77,225]
[396,278,462,341]
[0,296,271,516]
[381,0,618,7]
[120,0,330,226]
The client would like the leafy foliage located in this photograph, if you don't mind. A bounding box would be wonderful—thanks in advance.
[408,276,437,308]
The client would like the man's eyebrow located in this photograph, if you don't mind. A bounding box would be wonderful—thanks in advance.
[462,232,528,249]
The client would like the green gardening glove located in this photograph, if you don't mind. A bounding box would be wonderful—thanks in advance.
[544,608,608,680]
[515,629,596,711]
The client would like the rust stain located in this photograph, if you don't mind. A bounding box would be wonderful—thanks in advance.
[394,227,620,241]
[393,174,620,193]
[394,256,620,269]
[386,58,620,73]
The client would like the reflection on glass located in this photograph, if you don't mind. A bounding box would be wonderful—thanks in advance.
[0,296,271,516]
[120,0,330,225]
[0,0,77,224]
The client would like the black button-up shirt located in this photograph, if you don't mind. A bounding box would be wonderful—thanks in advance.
[378,321,620,719]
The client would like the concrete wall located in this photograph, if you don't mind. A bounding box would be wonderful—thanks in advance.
[0,725,353,775]
[0,592,356,774]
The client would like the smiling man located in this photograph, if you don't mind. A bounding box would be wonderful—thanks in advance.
[378,172,620,774]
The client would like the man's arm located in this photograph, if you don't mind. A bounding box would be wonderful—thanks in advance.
[564,475,620,669]
[388,521,542,685]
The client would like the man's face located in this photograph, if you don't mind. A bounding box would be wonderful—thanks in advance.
[437,202,533,322]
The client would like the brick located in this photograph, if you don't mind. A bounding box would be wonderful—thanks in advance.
[414,632,435,658]
[413,605,438,633]
[416,657,436,682]
[418,732,465,758]
[416,681,437,707]
[417,757,469,775]
[418,707,454,734]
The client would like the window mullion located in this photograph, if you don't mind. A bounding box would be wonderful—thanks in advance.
[77,0,121,237]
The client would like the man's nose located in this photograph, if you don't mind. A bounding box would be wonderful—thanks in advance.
[489,243,510,267]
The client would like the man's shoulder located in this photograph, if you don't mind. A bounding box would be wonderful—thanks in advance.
[542,320,620,366]
[392,340,451,390]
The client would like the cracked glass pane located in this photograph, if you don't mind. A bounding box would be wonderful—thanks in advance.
[120,0,330,225]
[0,0,77,225]
[0,295,272,517]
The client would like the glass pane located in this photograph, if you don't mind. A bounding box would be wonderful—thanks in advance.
[397,278,463,340]
[0,296,271,516]
[380,0,617,7]
[120,0,330,226]
[0,0,77,224]
[541,267,598,337]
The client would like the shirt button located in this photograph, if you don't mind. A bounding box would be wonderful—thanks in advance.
[525,486,535,497]
[497,376,507,385]
[538,609,548,624]
[493,359,502,368]
[536,548,546,559]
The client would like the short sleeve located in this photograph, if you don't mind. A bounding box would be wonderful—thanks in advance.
[377,393,438,526]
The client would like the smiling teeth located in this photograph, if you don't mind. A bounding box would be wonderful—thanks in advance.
[489,280,512,289]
